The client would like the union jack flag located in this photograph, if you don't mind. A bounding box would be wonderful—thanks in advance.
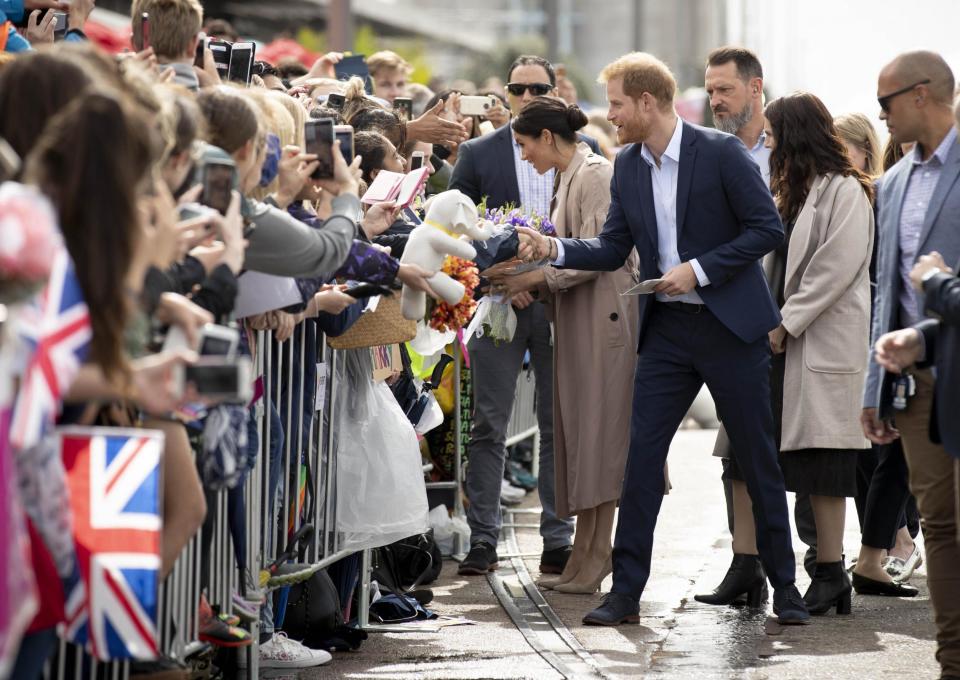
[10,249,91,450]
[60,427,164,660]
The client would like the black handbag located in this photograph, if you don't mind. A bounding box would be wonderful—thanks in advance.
[280,568,343,648]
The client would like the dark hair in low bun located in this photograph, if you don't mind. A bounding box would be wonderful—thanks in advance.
[566,104,588,132]
[512,96,585,144]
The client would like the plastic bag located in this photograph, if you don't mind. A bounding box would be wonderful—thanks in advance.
[428,505,470,556]
[335,352,429,552]
[413,392,443,436]
[464,294,517,346]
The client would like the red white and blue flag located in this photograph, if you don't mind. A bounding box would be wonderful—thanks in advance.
[61,427,164,661]
[10,249,91,450]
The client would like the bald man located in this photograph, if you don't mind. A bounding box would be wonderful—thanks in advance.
[862,50,960,679]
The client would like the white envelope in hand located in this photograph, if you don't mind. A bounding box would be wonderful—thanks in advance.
[620,279,663,296]
[233,271,303,318]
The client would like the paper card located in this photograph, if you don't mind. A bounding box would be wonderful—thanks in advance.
[233,271,303,318]
[361,170,403,204]
[314,363,328,412]
[620,279,663,296]
[364,295,381,313]
[371,344,402,383]
[394,167,430,207]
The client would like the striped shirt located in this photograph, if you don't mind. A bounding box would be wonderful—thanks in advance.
[511,130,554,216]
[898,126,957,326]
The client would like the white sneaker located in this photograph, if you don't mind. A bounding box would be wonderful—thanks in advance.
[500,479,525,505]
[238,632,332,669]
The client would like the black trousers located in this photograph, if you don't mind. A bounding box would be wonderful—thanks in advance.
[613,304,796,599]
[861,439,920,549]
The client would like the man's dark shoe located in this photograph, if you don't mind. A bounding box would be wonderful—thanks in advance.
[539,545,573,574]
[582,592,640,626]
[458,541,499,575]
[772,584,811,624]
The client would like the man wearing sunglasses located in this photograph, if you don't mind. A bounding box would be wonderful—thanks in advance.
[863,50,960,680]
[448,56,600,580]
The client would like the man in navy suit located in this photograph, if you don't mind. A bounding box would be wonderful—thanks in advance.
[519,52,809,625]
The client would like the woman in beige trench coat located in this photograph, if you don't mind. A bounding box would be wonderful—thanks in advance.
[487,97,639,593]
[731,93,874,616]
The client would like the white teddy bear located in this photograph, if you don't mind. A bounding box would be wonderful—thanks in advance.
[400,190,495,321]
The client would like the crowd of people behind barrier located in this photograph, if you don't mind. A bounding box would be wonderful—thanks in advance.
[1,0,960,678]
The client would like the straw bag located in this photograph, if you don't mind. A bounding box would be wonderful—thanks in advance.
[326,294,416,349]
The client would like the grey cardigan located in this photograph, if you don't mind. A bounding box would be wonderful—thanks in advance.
[242,193,359,278]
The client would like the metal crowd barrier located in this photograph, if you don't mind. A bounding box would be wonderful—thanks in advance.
[43,321,543,678]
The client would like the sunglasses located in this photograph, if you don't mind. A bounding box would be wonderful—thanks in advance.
[878,79,931,113]
[506,82,553,97]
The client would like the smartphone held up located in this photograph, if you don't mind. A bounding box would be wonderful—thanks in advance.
[305,118,335,180]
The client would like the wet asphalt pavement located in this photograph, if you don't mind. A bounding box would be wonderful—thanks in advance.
[297,428,939,679]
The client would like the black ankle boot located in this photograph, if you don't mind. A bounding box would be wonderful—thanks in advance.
[694,554,767,607]
[802,561,852,615]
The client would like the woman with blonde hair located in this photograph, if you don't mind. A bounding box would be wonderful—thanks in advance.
[834,112,882,178]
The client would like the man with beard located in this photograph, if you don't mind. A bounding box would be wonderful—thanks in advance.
[704,47,769,184]
[697,48,821,606]
[517,52,808,627]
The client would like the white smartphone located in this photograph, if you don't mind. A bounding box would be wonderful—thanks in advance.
[459,95,497,117]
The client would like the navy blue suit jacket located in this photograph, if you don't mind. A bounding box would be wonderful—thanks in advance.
[561,121,784,345]
[449,124,601,210]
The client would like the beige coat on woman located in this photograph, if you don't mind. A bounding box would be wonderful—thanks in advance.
[779,173,874,452]
[543,145,640,517]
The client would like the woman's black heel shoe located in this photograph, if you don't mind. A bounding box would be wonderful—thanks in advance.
[694,554,768,607]
[835,590,852,615]
[803,561,853,615]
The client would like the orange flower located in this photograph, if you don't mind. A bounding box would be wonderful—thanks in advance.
[429,256,480,332]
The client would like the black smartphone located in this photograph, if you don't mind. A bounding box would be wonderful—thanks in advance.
[140,12,149,49]
[343,283,393,299]
[393,97,413,123]
[52,11,68,38]
[193,31,207,68]
[326,93,346,111]
[227,41,256,84]
[200,161,235,214]
[334,54,370,93]
[207,39,231,77]
[305,118,335,180]
[334,125,354,163]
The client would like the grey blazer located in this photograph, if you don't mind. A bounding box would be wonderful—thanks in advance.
[864,134,960,411]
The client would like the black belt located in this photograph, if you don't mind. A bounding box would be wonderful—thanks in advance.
[659,301,706,314]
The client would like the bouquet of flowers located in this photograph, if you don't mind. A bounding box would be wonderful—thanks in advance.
[428,256,479,333]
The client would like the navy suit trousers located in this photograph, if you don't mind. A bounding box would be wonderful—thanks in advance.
[612,303,796,599]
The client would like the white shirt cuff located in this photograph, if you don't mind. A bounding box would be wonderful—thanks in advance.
[552,239,566,266]
[690,258,710,287]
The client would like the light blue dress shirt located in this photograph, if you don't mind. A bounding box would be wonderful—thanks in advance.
[897,126,957,326]
[749,131,771,188]
[554,117,709,303]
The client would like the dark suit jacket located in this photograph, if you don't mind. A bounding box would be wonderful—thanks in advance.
[560,121,783,346]
[916,266,960,458]
[449,124,601,209]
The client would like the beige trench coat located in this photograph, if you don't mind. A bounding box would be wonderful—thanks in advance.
[779,173,873,452]
[543,145,640,517]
